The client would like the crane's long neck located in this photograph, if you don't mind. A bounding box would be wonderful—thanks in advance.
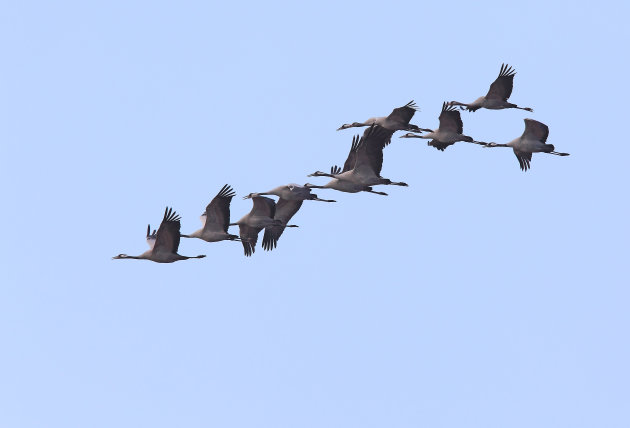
[485,142,510,148]
[309,194,336,202]
[337,121,369,131]
[307,172,335,178]
[417,131,434,139]
[181,229,202,239]
[182,255,206,260]
[448,101,471,110]
[113,254,144,260]
[508,103,534,112]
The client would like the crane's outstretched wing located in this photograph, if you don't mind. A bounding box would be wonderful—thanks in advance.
[522,118,549,143]
[203,184,236,233]
[354,124,391,175]
[387,100,418,125]
[154,207,182,253]
[250,196,276,218]
[513,149,532,171]
[262,199,303,251]
[438,102,464,134]
[146,225,157,249]
[486,63,516,101]
[341,134,362,173]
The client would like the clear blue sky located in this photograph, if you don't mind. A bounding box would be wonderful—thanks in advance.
[1,1,628,427]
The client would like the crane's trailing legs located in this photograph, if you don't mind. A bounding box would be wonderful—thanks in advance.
[508,103,534,112]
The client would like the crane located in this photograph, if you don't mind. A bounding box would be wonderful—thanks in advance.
[231,196,296,256]
[337,100,421,144]
[484,118,569,171]
[399,102,487,151]
[181,184,240,243]
[448,64,534,112]
[113,207,206,263]
[307,125,408,195]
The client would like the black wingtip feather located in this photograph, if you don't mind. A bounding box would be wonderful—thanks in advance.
[217,184,236,199]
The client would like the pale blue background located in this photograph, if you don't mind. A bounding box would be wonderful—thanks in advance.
[1,1,628,427]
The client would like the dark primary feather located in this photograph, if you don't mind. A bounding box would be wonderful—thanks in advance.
[204,184,236,233]
[438,102,464,134]
[154,207,182,253]
[387,100,418,124]
[514,149,532,171]
[341,134,362,173]
[238,224,260,257]
[262,199,303,251]
[355,124,391,175]
[486,63,516,101]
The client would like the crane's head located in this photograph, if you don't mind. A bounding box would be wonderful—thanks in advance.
[399,133,423,139]
[336,122,362,131]
[242,192,260,200]
[112,253,130,259]
[483,142,507,148]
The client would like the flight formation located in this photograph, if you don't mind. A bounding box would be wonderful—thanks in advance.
[113,64,570,263]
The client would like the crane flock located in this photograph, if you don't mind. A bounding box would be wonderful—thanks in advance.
[113,64,570,263]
